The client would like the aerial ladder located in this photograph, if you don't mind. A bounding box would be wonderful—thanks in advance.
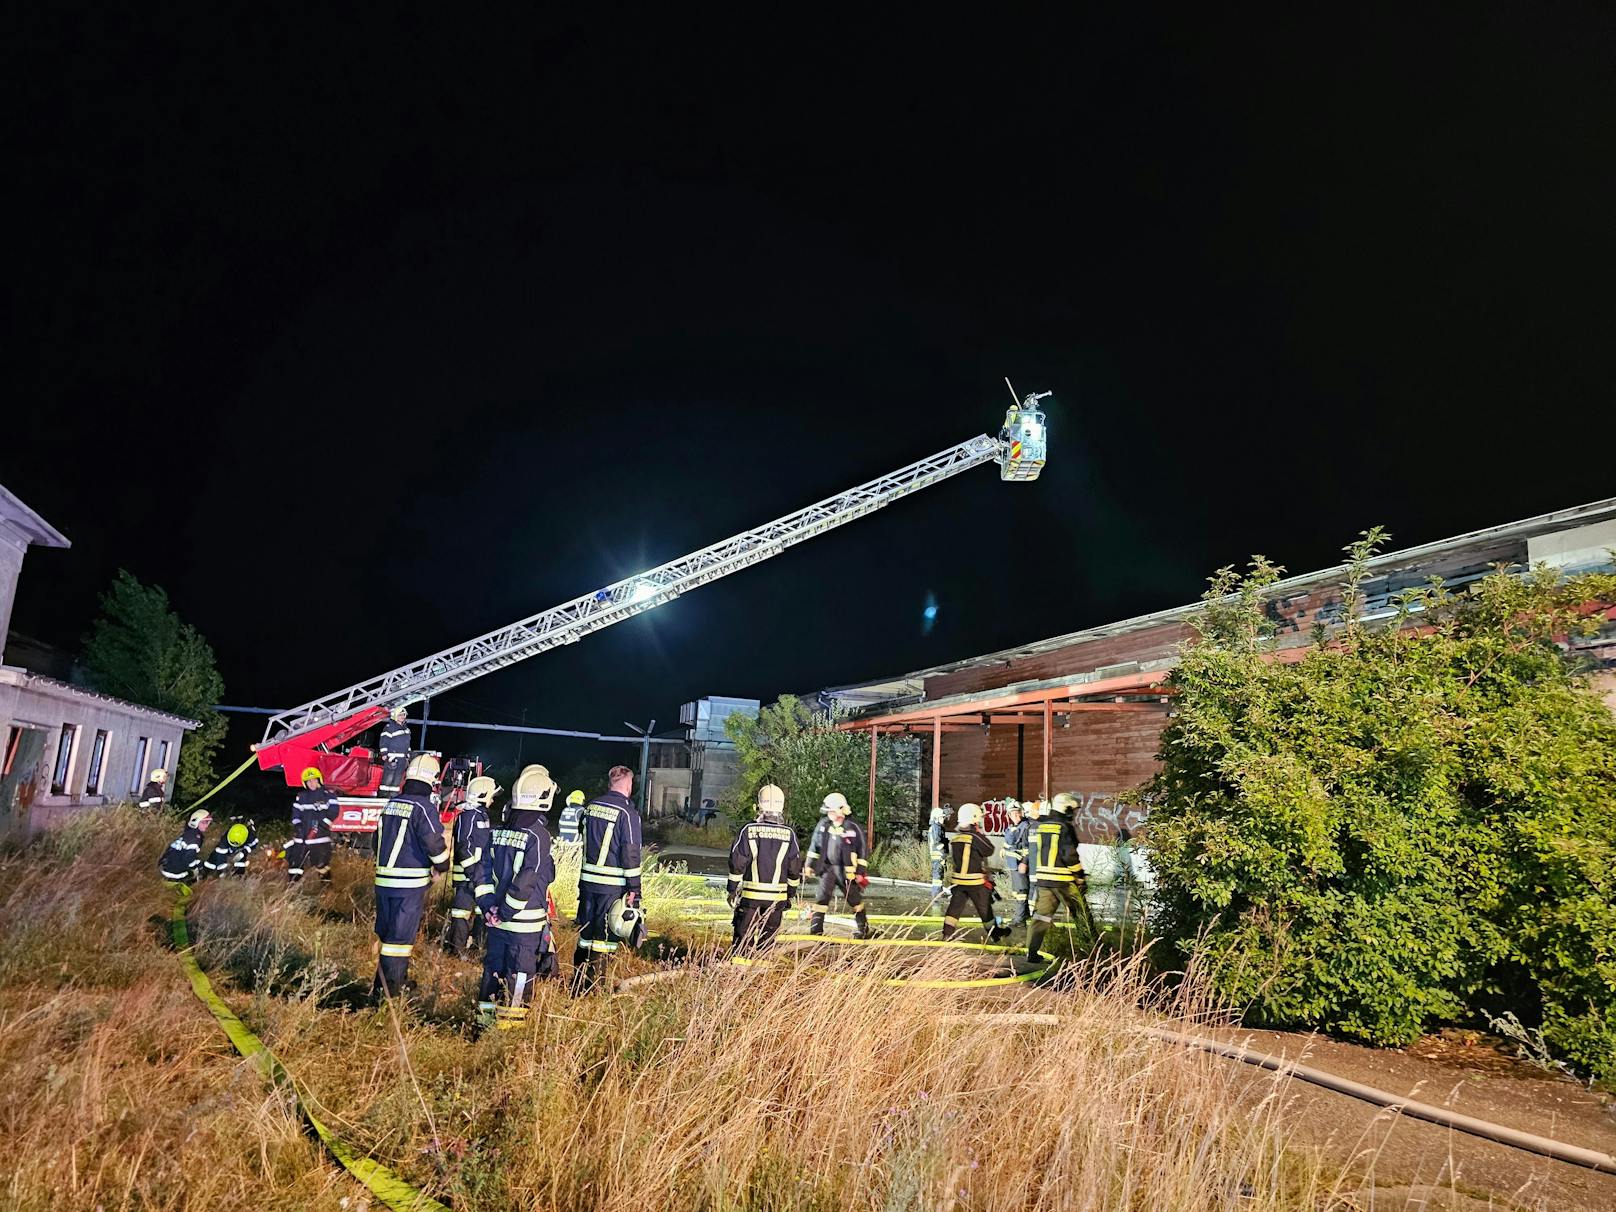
[253,389,1051,798]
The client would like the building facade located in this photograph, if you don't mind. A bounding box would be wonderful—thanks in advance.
[0,485,195,827]
[826,497,1616,842]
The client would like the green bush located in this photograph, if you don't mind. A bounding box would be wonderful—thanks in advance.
[1141,533,1616,1079]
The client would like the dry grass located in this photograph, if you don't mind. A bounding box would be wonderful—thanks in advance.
[869,835,932,881]
[0,808,1374,1210]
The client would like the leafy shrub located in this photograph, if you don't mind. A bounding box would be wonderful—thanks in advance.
[1141,532,1616,1079]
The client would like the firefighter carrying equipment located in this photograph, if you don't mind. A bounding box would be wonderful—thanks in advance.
[286,781,339,883]
[608,896,643,940]
[159,819,209,882]
[475,818,556,1027]
[371,782,450,998]
[507,764,556,830]
[728,813,802,952]
[571,788,644,994]
[804,812,869,937]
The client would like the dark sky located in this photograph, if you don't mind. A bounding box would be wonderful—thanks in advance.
[8,8,1616,769]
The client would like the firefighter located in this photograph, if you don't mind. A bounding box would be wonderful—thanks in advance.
[558,788,586,844]
[377,706,412,796]
[726,783,802,953]
[136,768,168,811]
[371,753,450,999]
[803,792,870,938]
[445,775,497,954]
[1001,800,1031,928]
[286,766,339,884]
[569,764,642,996]
[506,764,555,831]
[940,804,1011,941]
[473,800,555,1028]
[159,810,212,882]
[926,805,948,903]
[1026,791,1097,962]
[202,817,258,877]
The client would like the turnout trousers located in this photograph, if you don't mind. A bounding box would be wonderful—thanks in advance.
[478,928,539,1028]
[569,887,621,996]
[378,755,408,797]
[1006,870,1031,927]
[286,836,331,883]
[373,887,428,998]
[807,870,868,937]
[940,885,1000,940]
[444,881,481,953]
[731,898,787,953]
[1027,882,1096,960]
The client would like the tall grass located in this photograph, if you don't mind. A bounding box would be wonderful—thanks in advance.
[0,808,1370,1210]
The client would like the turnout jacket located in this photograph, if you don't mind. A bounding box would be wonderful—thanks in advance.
[1031,813,1086,886]
[1002,818,1031,876]
[949,828,997,886]
[476,821,555,933]
[451,803,492,886]
[727,819,803,904]
[291,785,339,842]
[159,823,207,880]
[927,817,947,864]
[137,780,166,810]
[805,816,868,879]
[378,720,411,762]
[374,780,450,890]
[579,790,642,895]
[558,799,583,842]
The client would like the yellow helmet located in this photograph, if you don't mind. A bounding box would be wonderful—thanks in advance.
[566,789,586,805]
[404,753,441,785]
[1050,792,1080,816]
[512,764,556,813]
[227,822,250,846]
[956,803,984,829]
[390,705,408,721]
[467,775,500,806]
[300,766,323,786]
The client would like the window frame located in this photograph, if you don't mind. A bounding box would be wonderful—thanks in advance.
[51,724,79,796]
[85,729,110,796]
[130,737,151,794]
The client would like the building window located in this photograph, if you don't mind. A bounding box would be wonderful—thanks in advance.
[130,737,150,794]
[52,724,79,796]
[157,739,172,779]
[85,730,110,795]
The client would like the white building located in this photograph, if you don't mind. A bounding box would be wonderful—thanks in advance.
[0,485,195,826]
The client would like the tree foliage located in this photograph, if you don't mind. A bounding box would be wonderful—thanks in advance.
[723,695,920,838]
[79,570,227,803]
[1141,535,1616,1079]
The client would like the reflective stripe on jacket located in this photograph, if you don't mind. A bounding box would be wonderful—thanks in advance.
[374,785,450,890]
[949,828,996,886]
[727,820,803,903]
[579,791,642,892]
[476,823,555,932]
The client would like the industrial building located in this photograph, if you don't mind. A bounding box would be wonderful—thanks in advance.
[0,485,195,826]
[823,497,1616,841]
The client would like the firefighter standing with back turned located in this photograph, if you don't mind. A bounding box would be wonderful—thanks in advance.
[377,706,412,797]
[445,775,497,954]
[804,792,870,938]
[940,804,1011,941]
[474,797,556,1027]
[570,764,643,995]
[286,766,339,884]
[137,768,168,811]
[372,753,450,999]
[1026,791,1097,962]
[726,783,802,953]
[558,788,585,844]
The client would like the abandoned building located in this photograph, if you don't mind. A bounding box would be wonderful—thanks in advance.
[820,496,1616,841]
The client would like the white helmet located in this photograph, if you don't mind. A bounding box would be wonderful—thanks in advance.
[404,753,442,785]
[512,765,556,813]
[390,705,408,721]
[608,896,643,941]
[150,769,167,783]
[822,792,849,817]
[467,775,500,807]
[956,803,984,829]
[1006,798,1024,817]
[929,806,947,825]
[187,809,212,831]
[757,783,785,820]
[1050,792,1080,817]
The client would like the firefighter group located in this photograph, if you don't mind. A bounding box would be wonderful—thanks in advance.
[160,704,1098,1027]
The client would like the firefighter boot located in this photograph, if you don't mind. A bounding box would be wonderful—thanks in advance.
[989,924,1011,943]
[1026,921,1050,964]
[853,909,870,940]
[806,908,825,936]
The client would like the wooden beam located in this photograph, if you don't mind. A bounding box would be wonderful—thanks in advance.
[834,668,1173,730]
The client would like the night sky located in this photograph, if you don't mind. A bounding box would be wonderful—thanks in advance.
[9,9,1616,772]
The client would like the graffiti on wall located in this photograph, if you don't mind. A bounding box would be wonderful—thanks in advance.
[977,792,1148,840]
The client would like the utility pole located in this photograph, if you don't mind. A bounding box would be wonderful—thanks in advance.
[623,719,657,815]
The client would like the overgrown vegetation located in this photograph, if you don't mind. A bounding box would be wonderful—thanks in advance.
[723,694,920,836]
[0,809,1371,1210]
[1142,533,1616,1079]
[78,569,228,801]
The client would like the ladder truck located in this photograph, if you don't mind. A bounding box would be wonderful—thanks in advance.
[253,390,1051,829]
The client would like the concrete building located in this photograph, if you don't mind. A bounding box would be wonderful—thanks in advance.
[823,496,1616,842]
[680,695,759,818]
[0,485,195,825]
